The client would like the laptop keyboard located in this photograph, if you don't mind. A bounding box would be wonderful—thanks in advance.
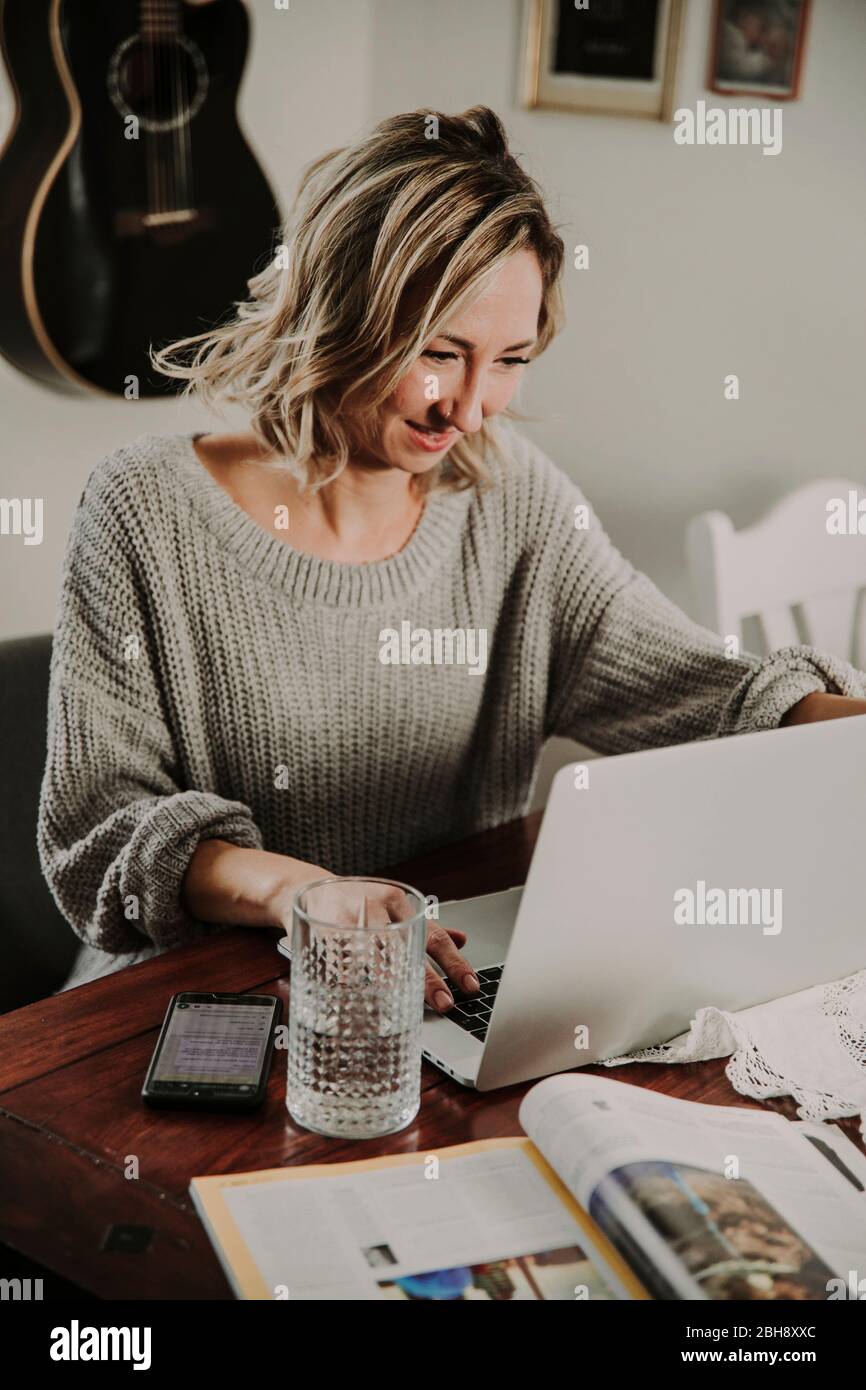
[446,965,504,1042]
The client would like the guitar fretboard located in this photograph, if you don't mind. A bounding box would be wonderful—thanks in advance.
[140,0,181,40]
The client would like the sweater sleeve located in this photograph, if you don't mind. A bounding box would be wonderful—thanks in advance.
[538,453,866,752]
[37,459,265,957]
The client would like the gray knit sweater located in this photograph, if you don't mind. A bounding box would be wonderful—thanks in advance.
[37,424,866,990]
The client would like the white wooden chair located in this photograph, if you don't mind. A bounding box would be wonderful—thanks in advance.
[686,478,866,664]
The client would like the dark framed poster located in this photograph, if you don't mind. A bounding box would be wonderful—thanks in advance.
[523,0,687,122]
[708,0,812,99]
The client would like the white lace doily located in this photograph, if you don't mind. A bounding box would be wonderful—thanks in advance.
[602,971,866,1139]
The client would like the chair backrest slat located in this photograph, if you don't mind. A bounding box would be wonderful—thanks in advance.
[797,590,859,658]
[687,479,866,662]
[758,605,801,652]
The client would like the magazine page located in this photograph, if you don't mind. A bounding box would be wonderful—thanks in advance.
[793,1120,866,1195]
[520,1075,866,1300]
[190,1136,645,1301]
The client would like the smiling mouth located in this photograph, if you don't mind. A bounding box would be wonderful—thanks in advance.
[405,419,456,449]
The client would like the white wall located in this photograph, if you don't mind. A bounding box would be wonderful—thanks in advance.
[2,0,864,684]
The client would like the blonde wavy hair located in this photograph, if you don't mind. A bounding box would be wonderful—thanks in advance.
[151,106,564,493]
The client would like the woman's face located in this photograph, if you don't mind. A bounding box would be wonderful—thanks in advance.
[374,248,544,476]
[739,13,766,45]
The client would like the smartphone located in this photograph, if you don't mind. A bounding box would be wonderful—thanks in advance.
[142,991,282,1111]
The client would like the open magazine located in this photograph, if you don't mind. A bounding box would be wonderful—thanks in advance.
[190,1075,866,1301]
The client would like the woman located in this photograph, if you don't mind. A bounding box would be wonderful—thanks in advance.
[38,106,865,1010]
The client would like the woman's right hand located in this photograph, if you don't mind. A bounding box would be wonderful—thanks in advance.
[277,875,480,1014]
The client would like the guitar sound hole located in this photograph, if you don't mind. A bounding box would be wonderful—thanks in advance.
[108,35,208,133]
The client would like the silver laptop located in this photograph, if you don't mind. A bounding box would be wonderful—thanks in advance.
[279,716,866,1091]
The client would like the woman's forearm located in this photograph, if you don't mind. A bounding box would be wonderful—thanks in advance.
[182,838,326,927]
[782,692,866,726]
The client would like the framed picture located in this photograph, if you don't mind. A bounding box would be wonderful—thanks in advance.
[708,0,812,99]
[522,0,687,123]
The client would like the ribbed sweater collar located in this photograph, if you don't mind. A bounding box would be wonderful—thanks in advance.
[168,432,474,608]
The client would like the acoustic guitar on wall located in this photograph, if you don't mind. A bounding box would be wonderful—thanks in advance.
[0,0,281,396]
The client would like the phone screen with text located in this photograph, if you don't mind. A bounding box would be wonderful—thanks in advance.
[153,1000,273,1085]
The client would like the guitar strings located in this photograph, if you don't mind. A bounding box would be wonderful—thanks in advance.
[141,2,198,223]
[164,1,176,216]
[168,0,192,217]
[181,16,193,214]
[153,0,170,218]
[145,2,156,218]
[151,2,166,218]
[174,5,190,214]
[170,1,181,214]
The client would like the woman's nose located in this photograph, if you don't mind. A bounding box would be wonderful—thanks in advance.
[440,381,485,435]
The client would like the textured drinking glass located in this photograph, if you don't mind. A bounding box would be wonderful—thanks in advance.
[287,877,428,1139]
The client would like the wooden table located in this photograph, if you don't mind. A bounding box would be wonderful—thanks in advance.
[1,812,862,1300]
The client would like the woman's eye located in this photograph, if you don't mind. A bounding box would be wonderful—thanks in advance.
[421,350,530,367]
